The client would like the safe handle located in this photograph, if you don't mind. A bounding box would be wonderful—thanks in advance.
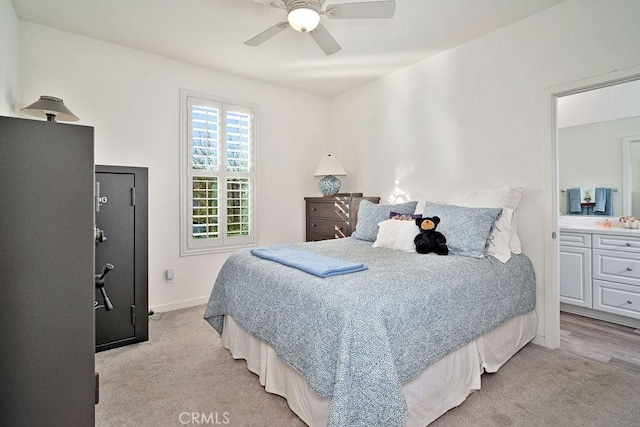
[97,263,114,281]
[95,263,114,311]
[95,182,100,213]
[99,287,113,311]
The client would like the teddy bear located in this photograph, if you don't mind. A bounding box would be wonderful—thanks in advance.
[414,216,449,255]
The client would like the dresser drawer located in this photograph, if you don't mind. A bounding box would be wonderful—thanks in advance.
[559,232,591,248]
[305,195,379,242]
[593,279,640,320]
[593,234,640,253]
[307,201,349,220]
[593,249,640,287]
[306,232,327,242]
[307,218,349,238]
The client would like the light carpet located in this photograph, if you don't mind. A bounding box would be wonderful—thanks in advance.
[95,305,640,426]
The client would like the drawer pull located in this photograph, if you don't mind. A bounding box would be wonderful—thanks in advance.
[628,300,633,305]
[626,243,632,246]
[312,224,317,227]
[312,208,317,211]
[627,267,633,271]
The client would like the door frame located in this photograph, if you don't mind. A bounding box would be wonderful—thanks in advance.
[543,66,640,349]
[95,165,149,352]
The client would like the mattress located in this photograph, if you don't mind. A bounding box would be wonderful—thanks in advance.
[222,310,537,427]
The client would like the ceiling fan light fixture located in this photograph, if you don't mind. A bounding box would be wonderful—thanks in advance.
[247,0,396,56]
[288,6,320,32]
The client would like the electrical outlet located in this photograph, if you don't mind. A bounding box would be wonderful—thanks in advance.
[166,268,174,283]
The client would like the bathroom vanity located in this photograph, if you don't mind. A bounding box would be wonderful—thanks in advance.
[560,220,640,328]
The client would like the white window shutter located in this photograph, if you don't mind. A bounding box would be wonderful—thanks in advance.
[181,89,256,255]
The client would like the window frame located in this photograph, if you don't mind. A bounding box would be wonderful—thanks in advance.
[179,89,257,256]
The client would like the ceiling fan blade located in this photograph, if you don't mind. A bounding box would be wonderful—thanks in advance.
[325,1,396,19]
[244,22,290,46]
[251,0,287,9]
[310,23,342,56]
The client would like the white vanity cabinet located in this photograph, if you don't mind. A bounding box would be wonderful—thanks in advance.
[592,234,640,319]
[560,229,640,327]
[559,233,592,308]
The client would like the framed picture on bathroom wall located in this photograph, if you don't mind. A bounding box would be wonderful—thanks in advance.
[580,187,595,204]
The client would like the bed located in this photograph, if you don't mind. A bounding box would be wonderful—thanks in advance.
[204,232,536,426]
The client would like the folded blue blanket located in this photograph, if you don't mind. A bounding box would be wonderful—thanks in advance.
[251,245,367,278]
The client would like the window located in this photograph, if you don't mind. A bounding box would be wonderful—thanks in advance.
[180,89,256,255]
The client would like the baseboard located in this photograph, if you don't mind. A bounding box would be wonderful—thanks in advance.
[532,334,551,348]
[150,296,209,313]
[560,304,640,329]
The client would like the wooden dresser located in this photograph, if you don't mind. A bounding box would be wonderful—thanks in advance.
[305,193,380,242]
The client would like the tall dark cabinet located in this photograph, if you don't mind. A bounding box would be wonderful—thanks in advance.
[0,116,95,426]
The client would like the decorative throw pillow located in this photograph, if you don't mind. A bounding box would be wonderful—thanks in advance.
[372,219,420,252]
[422,202,503,258]
[390,212,422,221]
[448,187,524,261]
[352,200,418,242]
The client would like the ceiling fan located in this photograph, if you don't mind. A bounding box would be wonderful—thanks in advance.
[246,0,396,56]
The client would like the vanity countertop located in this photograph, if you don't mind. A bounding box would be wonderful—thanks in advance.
[559,224,640,236]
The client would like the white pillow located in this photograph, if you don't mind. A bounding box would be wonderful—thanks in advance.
[448,187,524,262]
[487,207,514,262]
[510,211,522,254]
[372,219,420,252]
[449,186,523,210]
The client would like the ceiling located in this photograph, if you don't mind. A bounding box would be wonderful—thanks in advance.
[12,0,567,97]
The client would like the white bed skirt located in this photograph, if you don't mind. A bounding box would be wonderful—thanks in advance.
[222,310,537,427]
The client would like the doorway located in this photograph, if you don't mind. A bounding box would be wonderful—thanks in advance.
[548,70,640,354]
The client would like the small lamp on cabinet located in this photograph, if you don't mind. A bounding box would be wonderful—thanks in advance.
[314,154,346,196]
[21,96,79,122]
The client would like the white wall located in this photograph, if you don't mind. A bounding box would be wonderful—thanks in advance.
[329,0,640,344]
[557,79,640,128]
[19,22,331,312]
[558,116,640,216]
[0,0,19,115]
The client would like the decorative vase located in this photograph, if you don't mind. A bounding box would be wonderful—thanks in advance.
[319,175,341,196]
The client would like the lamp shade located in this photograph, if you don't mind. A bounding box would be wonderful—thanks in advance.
[314,154,346,177]
[21,96,79,122]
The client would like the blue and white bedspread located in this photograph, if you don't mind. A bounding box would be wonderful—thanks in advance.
[204,237,536,427]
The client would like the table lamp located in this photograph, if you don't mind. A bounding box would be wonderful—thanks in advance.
[21,96,79,122]
[314,154,347,196]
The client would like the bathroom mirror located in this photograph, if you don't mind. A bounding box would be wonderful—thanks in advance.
[623,136,640,216]
[558,78,640,217]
